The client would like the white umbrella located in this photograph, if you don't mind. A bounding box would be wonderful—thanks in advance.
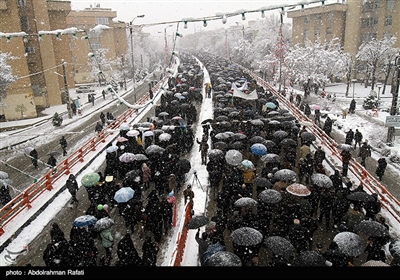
[225,149,242,166]
[159,133,171,141]
[143,130,154,137]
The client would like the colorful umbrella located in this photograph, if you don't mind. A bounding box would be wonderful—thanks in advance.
[286,183,311,197]
[250,143,267,156]
[114,187,135,203]
[81,172,101,187]
[119,152,136,163]
[73,215,97,227]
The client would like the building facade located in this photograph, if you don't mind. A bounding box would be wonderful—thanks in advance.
[0,1,128,121]
[287,0,400,60]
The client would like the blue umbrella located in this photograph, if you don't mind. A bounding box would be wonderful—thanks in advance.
[114,187,135,203]
[265,102,277,109]
[250,143,267,156]
[73,215,97,227]
[106,145,119,153]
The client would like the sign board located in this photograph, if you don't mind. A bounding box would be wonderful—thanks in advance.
[386,115,400,127]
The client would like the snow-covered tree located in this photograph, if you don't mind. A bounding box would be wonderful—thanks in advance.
[87,48,112,84]
[0,52,17,100]
[356,37,398,90]
[284,38,348,96]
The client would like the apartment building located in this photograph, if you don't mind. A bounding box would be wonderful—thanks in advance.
[0,1,128,121]
[287,0,400,61]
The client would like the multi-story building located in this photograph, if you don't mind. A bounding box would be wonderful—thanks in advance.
[287,0,400,67]
[0,1,128,121]
[66,5,128,85]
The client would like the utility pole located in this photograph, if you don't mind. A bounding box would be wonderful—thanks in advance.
[164,24,173,68]
[129,14,145,102]
[62,59,72,119]
[387,55,400,145]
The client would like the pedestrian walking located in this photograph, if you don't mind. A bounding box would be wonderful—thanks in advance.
[99,227,114,266]
[66,174,79,203]
[183,184,195,216]
[102,90,106,100]
[90,94,95,106]
[358,141,371,167]
[354,129,363,148]
[30,148,39,169]
[196,134,209,165]
[95,121,103,133]
[340,149,352,177]
[375,157,387,181]
[345,129,354,145]
[141,162,151,190]
[314,109,321,126]
[142,235,159,267]
[59,136,67,156]
[47,154,57,168]
[349,99,356,114]
[100,112,106,126]
[0,181,12,207]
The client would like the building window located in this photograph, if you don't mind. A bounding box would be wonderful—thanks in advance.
[361,17,378,28]
[304,29,309,40]
[386,0,395,10]
[315,14,322,21]
[95,17,109,25]
[384,15,392,26]
[363,0,380,12]
[17,0,26,7]
[314,28,320,37]
[25,46,35,54]
[31,84,42,97]
[20,16,29,32]
[304,16,310,24]
[90,43,101,50]
[326,27,332,35]
[327,12,334,20]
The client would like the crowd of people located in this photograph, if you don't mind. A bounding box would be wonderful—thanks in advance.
[37,52,399,268]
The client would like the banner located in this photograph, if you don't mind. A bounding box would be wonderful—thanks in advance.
[231,82,258,100]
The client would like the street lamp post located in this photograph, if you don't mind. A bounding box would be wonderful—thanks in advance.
[351,79,357,99]
[61,59,72,119]
[129,14,145,102]
[387,55,400,145]
[164,24,173,68]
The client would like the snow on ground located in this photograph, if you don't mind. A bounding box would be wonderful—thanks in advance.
[0,64,400,267]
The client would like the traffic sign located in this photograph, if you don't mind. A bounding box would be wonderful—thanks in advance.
[386,115,400,127]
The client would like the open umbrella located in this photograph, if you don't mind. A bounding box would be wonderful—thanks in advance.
[312,104,321,110]
[231,133,247,140]
[230,227,263,246]
[145,145,165,155]
[337,143,354,151]
[389,239,400,259]
[225,149,242,166]
[265,102,277,109]
[234,197,258,207]
[272,130,288,140]
[310,173,333,188]
[131,153,148,161]
[258,189,282,204]
[214,141,228,151]
[73,215,97,227]
[202,242,226,266]
[274,169,297,181]
[354,220,389,238]
[333,231,367,257]
[262,140,277,152]
[93,217,115,232]
[215,132,231,140]
[119,152,136,163]
[143,130,154,137]
[116,136,128,143]
[106,145,119,153]
[240,159,255,170]
[250,143,267,156]
[361,260,390,267]
[208,149,224,160]
[300,131,316,142]
[158,111,169,117]
[206,251,242,267]
[114,187,135,203]
[279,138,297,147]
[176,158,191,173]
[126,130,140,137]
[250,119,264,126]
[252,177,273,189]
[81,172,101,187]
[249,136,265,144]
[119,123,130,131]
[286,183,311,197]
[260,153,280,164]
[24,146,34,154]
[185,215,210,229]
[294,250,326,266]
[159,133,171,142]
[231,141,244,150]
[264,236,296,258]
[347,191,374,203]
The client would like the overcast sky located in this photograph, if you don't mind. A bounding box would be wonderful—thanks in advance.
[69,0,332,35]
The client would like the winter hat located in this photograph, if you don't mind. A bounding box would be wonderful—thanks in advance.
[294,219,300,225]
[97,204,103,211]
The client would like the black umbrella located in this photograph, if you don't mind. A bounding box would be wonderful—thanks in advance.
[186,215,210,229]
[262,140,277,152]
[280,138,297,147]
[176,158,191,174]
[347,191,374,203]
[93,217,115,232]
[145,144,165,155]
[206,251,242,267]
[300,131,316,142]
[260,153,280,164]
[258,189,282,204]
[214,141,229,151]
[231,133,247,140]
[272,130,288,140]
[230,227,263,246]
[274,169,297,181]
[333,231,367,257]
[294,250,326,266]
[208,149,224,160]
[252,177,273,189]
[234,197,258,207]
[264,236,296,258]
[231,141,244,150]
[354,220,389,238]
[249,136,265,144]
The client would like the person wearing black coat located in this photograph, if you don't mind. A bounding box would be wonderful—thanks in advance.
[47,154,57,168]
[323,241,347,267]
[375,157,387,181]
[0,182,12,207]
[116,232,142,266]
[49,222,67,244]
[345,129,354,145]
[304,103,311,118]
[322,117,333,137]
[66,174,79,203]
[142,235,159,266]
[30,148,39,169]
[59,136,68,156]
[364,193,381,221]
[349,99,356,114]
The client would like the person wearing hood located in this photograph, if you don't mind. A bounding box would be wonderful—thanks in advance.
[99,227,114,266]
[66,174,79,204]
